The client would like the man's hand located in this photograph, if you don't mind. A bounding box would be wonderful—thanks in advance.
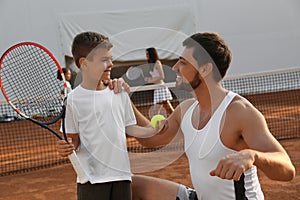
[210,149,255,181]
[104,78,130,94]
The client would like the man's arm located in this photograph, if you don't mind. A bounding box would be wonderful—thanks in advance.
[240,105,295,181]
[210,98,295,181]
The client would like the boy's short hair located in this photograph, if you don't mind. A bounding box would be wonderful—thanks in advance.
[71,31,113,68]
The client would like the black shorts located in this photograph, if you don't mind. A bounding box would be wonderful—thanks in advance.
[77,180,131,200]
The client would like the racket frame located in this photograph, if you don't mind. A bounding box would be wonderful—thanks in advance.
[0,42,89,184]
[126,66,144,80]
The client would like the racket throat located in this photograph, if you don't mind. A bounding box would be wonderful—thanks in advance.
[27,118,62,140]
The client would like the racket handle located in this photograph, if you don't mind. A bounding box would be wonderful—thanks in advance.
[68,151,89,184]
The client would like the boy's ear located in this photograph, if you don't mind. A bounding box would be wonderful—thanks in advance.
[79,57,87,69]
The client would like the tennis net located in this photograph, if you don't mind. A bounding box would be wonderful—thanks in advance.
[0,68,299,176]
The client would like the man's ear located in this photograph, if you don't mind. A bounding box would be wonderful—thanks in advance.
[200,63,213,77]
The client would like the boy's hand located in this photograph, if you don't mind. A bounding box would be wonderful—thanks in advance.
[56,138,75,157]
[155,119,167,134]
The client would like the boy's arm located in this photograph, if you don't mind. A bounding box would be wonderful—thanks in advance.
[131,101,151,127]
[132,102,183,147]
[131,99,194,148]
[126,125,157,138]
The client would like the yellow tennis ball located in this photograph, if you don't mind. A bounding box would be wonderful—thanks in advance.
[151,114,165,128]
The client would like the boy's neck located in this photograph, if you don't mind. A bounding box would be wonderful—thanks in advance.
[81,80,107,90]
[96,81,107,90]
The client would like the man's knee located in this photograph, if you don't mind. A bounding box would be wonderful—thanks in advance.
[176,185,198,200]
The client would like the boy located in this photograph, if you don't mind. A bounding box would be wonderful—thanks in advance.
[56,31,157,200]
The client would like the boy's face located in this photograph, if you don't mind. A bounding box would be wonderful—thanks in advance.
[84,47,113,82]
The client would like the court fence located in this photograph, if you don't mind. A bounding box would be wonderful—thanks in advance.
[0,68,299,176]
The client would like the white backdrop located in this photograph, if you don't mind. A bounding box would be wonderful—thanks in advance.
[1,0,300,102]
[58,5,195,61]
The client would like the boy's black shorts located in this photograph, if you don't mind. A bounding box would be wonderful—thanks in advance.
[77,180,131,200]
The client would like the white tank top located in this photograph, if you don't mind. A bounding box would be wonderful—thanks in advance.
[181,91,264,200]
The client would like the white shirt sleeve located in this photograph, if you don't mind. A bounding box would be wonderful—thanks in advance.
[123,91,137,127]
[64,94,79,134]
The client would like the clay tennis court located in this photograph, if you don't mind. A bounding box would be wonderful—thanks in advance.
[0,138,299,200]
[0,90,299,199]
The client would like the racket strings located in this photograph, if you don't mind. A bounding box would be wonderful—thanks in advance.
[1,44,63,122]
[126,67,144,80]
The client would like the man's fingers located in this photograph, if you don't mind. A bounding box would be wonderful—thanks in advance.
[111,78,122,93]
[210,165,244,181]
[105,78,131,93]
[122,81,130,93]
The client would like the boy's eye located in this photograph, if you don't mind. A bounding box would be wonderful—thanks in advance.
[102,57,113,62]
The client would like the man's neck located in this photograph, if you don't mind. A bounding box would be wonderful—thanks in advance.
[194,82,227,112]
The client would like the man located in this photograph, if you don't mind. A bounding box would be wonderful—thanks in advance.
[131,32,295,200]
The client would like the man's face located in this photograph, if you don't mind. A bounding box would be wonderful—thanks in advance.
[172,47,202,91]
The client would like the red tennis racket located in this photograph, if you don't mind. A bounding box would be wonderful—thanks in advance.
[0,42,88,183]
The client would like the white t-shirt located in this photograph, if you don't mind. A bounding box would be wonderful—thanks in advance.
[65,85,136,184]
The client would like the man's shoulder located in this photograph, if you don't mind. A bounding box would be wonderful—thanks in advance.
[227,94,261,120]
[174,98,197,114]
[229,94,254,109]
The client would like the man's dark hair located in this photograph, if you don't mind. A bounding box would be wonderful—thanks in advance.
[183,32,232,82]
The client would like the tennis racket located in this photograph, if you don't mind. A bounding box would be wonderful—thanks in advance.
[0,42,88,184]
[126,66,144,80]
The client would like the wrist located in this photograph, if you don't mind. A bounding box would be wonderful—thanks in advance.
[250,149,258,165]
[75,143,81,152]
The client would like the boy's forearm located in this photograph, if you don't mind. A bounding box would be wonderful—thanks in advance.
[126,125,156,138]
[131,101,150,126]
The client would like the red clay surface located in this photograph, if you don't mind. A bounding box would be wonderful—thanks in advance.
[0,138,299,200]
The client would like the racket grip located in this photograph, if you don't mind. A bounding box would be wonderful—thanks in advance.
[68,151,89,184]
